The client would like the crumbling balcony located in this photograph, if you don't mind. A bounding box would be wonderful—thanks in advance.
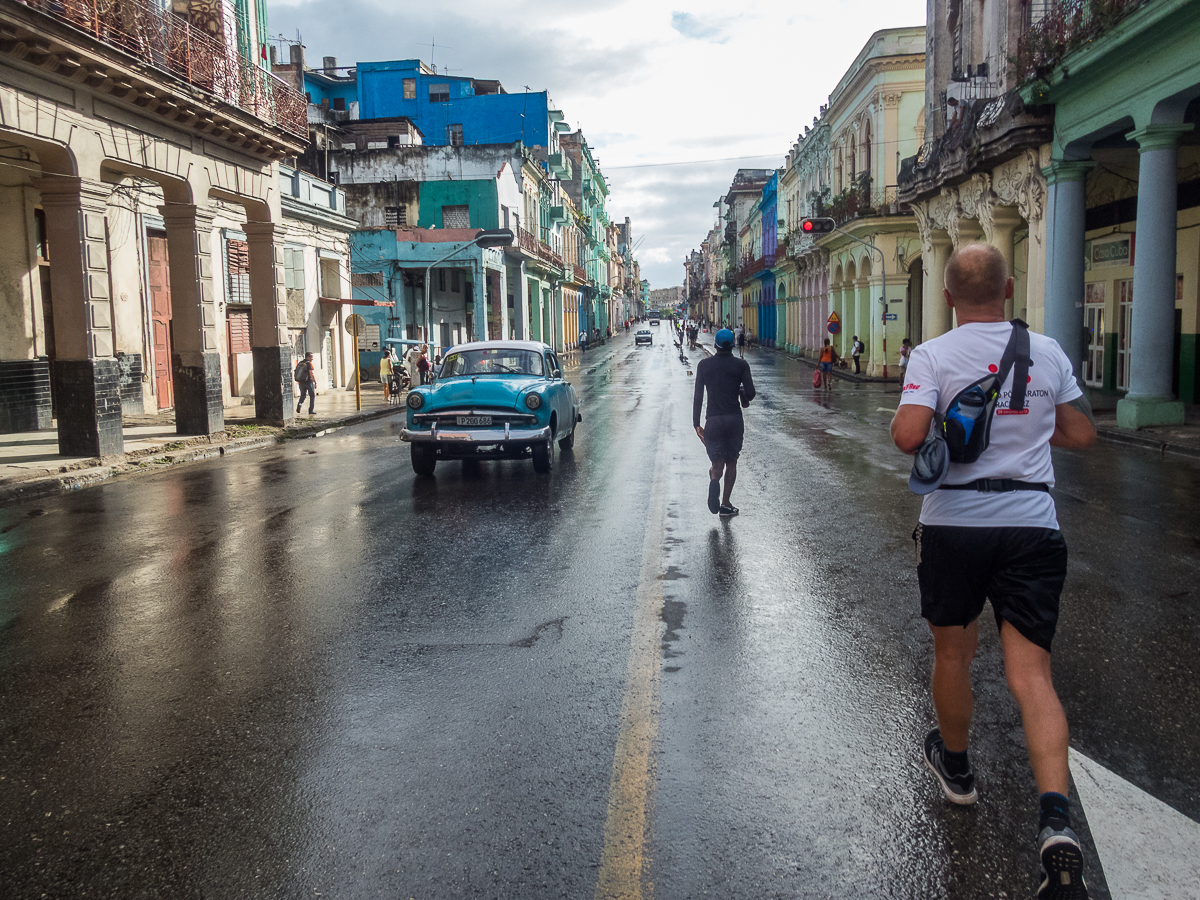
[3,0,307,143]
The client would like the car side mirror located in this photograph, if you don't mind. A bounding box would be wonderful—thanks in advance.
[553,369,562,379]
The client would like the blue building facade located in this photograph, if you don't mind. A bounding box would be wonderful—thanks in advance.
[754,174,779,347]
[302,60,555,148]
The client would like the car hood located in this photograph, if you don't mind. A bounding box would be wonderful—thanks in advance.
[426,376,543,409]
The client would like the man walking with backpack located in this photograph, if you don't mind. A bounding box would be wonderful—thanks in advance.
[694,327,754,518]
[890,243,1096,899]
[295,352,316,416]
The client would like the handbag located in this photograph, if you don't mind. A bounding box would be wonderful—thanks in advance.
[812,368,822,388]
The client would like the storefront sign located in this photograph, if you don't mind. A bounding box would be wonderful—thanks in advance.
[1086,234,1134,269]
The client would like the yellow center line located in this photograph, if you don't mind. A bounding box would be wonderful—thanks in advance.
[594,404,670,900]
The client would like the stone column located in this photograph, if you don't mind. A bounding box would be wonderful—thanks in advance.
[1042,160,1095,386]
[472,256,487,342]
[989,206,1023,320]
[159,204,224,437]
[515,260,530,340]
[923,231,953,340]
[856,275,872,365]
[245,222,294,426]
[1117,125,1193,428]
[33,176,123,458]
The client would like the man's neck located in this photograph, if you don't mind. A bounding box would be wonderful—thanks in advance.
[954,305,1006,326]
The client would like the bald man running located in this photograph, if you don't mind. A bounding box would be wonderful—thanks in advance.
[891,243,1097,899]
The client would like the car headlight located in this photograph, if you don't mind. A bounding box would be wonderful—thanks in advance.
[525,393,542,410]
[407,392,424,409]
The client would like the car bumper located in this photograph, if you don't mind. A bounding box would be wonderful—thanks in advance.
[401,423,552,445]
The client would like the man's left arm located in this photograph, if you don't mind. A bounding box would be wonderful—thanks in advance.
[1050,396,1097,448]
[693,365,706,438]
[740,362,756,404]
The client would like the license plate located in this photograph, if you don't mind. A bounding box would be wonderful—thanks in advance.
[456,416,492,426]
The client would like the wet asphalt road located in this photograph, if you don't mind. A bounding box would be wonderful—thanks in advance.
[1,325,1197,899]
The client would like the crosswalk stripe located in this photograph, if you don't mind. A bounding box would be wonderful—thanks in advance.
[1069,747,1200,899]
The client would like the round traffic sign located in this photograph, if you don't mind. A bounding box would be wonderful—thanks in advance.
[344,313,366,335]
[828,321,840,334]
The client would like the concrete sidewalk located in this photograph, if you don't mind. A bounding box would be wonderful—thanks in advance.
[0,385,405,506]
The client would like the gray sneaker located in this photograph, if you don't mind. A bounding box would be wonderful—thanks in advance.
[923,728,978,805]
[718,504,738,518]
[1037,826,1089,899]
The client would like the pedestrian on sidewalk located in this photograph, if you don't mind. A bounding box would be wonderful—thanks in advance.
[380,351,394,403]
[736,325,746,358]
[890,242,1097,900]
[851,335,864,374]
[294,352,316,416]
[405,343,423,391]
[818,339,837,390]
[417,344,431,385]
[693,327,755,519]
[899,338,913,376]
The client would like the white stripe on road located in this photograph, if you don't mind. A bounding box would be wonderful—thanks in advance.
[1070,747,1200,899]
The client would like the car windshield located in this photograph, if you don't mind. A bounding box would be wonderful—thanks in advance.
[439,348,545,378]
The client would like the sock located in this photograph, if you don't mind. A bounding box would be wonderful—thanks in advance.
[941,747,971,777]
[1039,792,1071,831]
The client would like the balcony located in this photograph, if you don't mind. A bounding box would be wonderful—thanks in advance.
[573,264,587,283]
[518,226,540,256]
[548,152,572,180]
[824,180,912,227]
[1015,0,1150,85]
[8,0,307,141]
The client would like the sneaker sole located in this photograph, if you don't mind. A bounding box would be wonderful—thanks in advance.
[923,754,978,805]
[1038,836,1088,899]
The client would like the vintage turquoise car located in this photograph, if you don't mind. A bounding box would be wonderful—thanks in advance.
[400,341,582,475]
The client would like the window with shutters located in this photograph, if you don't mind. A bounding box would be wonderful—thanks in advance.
[283,246,306,291]
[403,78,416,99]
[447,123,463,146]
[320,259,341,299]
[384,206,406,227]
[429,83,450,102]
[351,271,384,287]
[442,205,470,229]
[226,239,251,304]
[227,309,252,353]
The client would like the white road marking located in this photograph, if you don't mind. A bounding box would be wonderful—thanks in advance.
[1069,747,1200,899]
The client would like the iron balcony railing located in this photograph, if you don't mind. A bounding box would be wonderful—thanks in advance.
[23,0,307,137]
[1015,0,1150,84]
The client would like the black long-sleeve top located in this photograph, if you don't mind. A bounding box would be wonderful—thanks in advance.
[693,351,755,426]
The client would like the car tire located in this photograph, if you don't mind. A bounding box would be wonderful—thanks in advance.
[411,444,437,476]
[531,439,553,474]
[558,420,576,451]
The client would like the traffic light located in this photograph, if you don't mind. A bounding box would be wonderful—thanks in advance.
[801,217,836,235]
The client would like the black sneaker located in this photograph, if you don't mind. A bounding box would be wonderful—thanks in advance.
[923,728,978,805]
[1037,826,1088,899]
[718,505,738,518]
[708,479,721,514]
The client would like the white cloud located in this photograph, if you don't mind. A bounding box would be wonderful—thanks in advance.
[268,0,928,288]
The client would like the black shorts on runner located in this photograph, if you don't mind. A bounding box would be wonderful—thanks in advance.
[703,414,744,463]
[913,524,1068,652]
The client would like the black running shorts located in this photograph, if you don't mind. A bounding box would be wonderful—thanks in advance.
[913,524,1068,652]
[703,414,744,462]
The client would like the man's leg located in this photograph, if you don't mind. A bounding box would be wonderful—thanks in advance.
[720,459,737,506]
[929,620,979,752]
[999,621,1070,796]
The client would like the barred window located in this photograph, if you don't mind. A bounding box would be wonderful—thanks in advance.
[351,271,384,287]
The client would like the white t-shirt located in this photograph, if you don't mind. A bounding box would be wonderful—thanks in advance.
[899,322,1082,529]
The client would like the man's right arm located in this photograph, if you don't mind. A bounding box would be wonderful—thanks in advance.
[740,361,756,404]
[1050,398,1097,449]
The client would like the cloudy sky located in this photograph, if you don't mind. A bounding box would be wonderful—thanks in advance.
[269,0,928,288]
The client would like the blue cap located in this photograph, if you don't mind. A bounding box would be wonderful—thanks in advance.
[715,328,734,349]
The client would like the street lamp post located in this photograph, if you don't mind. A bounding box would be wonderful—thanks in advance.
[422,229,514,347]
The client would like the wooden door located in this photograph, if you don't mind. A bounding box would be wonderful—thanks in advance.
[148,234,173,409]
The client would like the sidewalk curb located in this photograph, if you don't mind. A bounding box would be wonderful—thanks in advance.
[0,405,405,508]
[1094,426,1200,459]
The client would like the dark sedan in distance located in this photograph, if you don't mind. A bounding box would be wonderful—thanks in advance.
[635,329,653,346]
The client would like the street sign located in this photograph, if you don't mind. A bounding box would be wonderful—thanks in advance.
[828,310,840,335]
[885,313,898,321]
[344,313,366,335]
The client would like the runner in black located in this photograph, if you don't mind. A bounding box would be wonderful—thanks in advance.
[693,328,755,518]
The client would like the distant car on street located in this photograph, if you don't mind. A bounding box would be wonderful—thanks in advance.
[649,318,660,326]
[401,340,581,476]
[635,329,653,346]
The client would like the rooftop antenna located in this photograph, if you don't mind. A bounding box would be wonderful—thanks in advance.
[416,37,453,74]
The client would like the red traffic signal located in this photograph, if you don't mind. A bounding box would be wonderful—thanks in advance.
[801,217,836,235]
